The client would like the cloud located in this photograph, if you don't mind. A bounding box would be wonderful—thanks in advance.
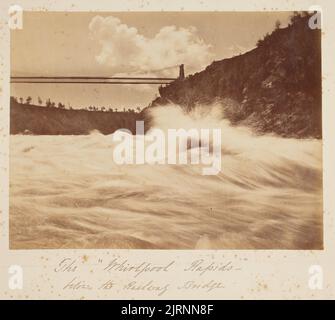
[89,16,214,77]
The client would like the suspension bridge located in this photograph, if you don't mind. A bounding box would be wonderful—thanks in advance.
[11,65,185,85]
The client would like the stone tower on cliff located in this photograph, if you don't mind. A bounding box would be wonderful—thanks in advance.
[179,64,185,80]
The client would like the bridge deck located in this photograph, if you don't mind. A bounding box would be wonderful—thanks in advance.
[11,76,178,85]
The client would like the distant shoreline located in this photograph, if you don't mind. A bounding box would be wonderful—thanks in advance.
[10,102,142,135]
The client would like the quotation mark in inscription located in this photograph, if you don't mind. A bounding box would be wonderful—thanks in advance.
[8,5,23,30]
[8,265,23,290]
[308,265,323,290]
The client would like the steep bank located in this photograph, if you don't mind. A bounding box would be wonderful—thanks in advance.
[147,13,322,138]
[10,102,141,135]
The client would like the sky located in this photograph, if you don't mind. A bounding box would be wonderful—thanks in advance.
[11,11,293,109]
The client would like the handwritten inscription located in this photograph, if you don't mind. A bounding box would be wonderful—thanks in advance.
[178,280,225,292]
[53,256,241,297]
[54,258,78,273]
[123,280,170,297]
[63,277,93,290]
[184,259,240,275]
[103,258,175,278]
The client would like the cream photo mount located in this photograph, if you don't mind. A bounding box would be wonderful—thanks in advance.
[0,0,334,300]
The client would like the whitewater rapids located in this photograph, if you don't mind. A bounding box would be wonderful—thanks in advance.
[9,105,323,249]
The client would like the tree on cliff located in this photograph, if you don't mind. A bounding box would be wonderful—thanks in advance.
[46,99,52,108]
[26,96,32,105]
[10,96,18,104]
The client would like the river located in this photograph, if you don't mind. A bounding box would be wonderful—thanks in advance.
[9,105,323,249]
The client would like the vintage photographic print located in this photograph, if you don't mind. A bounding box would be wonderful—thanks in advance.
[8,10,323,250]
[1,0,335,303]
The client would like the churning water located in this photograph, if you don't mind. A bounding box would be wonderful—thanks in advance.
[9,105,323,249]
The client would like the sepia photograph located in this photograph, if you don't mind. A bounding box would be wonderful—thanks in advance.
[9,10,322,250]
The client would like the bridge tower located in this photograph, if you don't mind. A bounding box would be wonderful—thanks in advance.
[179,64,185,80]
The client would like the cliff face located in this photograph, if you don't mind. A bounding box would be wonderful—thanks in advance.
[148,14,322,138]
[10,102,141,135]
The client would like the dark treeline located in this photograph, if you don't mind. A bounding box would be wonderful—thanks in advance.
[10,98,143,135]
[10,96,142,113]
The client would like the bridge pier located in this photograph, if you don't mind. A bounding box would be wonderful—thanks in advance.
[179,64,185,80]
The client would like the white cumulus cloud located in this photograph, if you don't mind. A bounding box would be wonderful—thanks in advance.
[89,16,214,77]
